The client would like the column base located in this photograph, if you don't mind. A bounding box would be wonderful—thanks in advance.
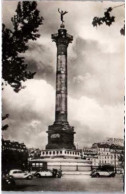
[46,122,76,150]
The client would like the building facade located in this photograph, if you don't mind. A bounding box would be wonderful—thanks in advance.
[2,139,28,173]
[92,143,123,168]
[81,141,124,173]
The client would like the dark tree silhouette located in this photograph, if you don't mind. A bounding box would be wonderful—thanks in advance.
[2,114,9,131]
[92,7,115,27]
[92,4,125,36]
[120,24,125,35]
[2,1,44,92]
[2,1,44,131]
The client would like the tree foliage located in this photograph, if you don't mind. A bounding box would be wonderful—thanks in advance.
[92,6,125,36]
[120,24,125,36]
[2,114,9,131]
[92,7,115,27]
[2,1,44,92]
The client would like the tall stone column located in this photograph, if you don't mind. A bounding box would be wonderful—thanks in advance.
[54,26,72,123]
[46,24,76,150]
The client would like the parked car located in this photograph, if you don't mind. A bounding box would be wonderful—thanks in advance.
[35,169,62,178]
[35,170,53,178]
[53,169,62,178]
[9,169,33,179]
[2,174,16,190]
[30,171,37,176]
[91,165,115,178]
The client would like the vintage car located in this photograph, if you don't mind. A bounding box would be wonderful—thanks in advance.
[35,169,62,178]
[91,169,115,177]
[91,165,115,178]
[9,169,33,179]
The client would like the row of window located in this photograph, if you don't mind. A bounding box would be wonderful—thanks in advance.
[99,148,122,153]
[93,159,119,164]
[41,151,80,155]
[32,163,43,167]
[99,160,119,164]
[3,143,26,148]
[3,145,26,149]
[99,155,119,159]
[2,147,27,152]
[98,152,110,155]
[99,148,110,152]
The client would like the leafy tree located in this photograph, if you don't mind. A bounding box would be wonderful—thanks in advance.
[92,7,115,27]
[2,1,44,92]
[2,1,44,131]
[92,4,125,35]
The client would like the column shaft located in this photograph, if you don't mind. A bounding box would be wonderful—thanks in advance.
[55,44,68,123]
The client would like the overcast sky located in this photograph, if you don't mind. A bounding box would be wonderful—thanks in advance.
[2,1,124,149]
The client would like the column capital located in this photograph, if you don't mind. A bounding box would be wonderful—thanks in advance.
[51,28,73,46]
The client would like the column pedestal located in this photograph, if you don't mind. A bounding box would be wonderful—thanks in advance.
[46,123,76,150]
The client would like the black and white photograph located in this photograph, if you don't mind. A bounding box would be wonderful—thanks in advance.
[2,0,125,192]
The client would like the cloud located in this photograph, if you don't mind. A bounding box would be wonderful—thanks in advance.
[69,96,124,147]
[68,37,124,105]
[2,79,55,148]
[2,79,124,148]
[21,41,56,86]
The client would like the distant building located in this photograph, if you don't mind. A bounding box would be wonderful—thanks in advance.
[81,147,98,166]
[2,139,27,152]
[92,143,123,164]
[2,139,28,173]
[81,140,124,174]
[28,148,41,159]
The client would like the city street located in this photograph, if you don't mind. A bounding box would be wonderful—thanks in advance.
[7,175,124,192]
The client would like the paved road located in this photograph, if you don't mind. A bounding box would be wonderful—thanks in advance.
[4,175,124,192]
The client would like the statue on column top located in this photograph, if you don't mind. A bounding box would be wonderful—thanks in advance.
[58,8,68,24]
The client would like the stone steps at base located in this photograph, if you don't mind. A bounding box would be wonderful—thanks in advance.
[62,171,91,175]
